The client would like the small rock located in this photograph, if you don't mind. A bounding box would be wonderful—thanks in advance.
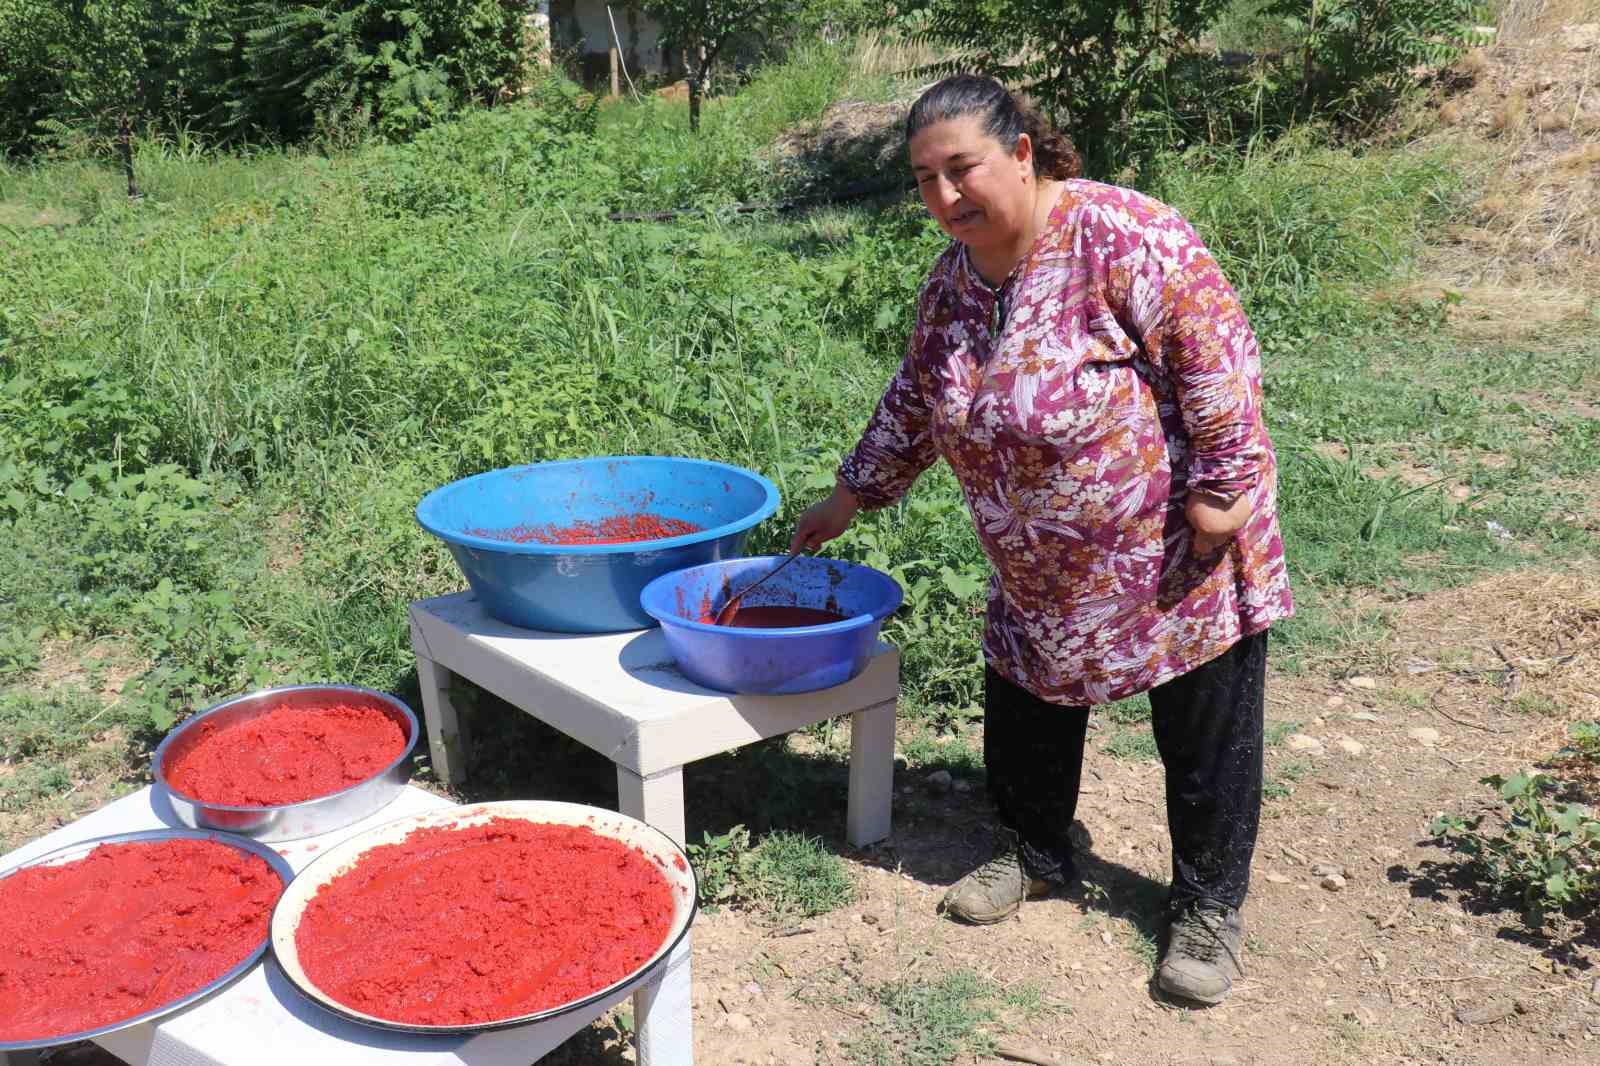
[1325,695,1346,709]
[926,770,953,794]
[860,913,878,926]
[1485,519,1512,541]
[1408,726,1442,747]
[1454,999,1515,1025]
[1286,733,1325,754]
[1321,874,1347,892]
[1265,871,1292,884]
[723,1011,754,1033]
[1448,922,1467,938]
[1348,710,1382,723]
[1311,863,1347,879]
[953,777,972,794]
[1513,999,1530,1015]
[1336,736,1366,756]
[1346,675,1378,690]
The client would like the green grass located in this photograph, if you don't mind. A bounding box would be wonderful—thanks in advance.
[847,970,998,1066]
[1265,760,1310,800]
[746,830,856,921]
[1102,730,1162,762]
[1,39,1596,846]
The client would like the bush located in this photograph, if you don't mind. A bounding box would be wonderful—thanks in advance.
[364,77,609,218]
[0,0,534,156]
[226,0,532,141]
[1431,772,1600,925]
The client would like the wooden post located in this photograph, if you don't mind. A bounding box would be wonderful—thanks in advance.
[610,38,620,98]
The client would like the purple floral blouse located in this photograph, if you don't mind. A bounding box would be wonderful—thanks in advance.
[839,180,1294,705]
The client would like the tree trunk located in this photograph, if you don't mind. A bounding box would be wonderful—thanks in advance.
[118,112,139,200]
[688,44,708,133]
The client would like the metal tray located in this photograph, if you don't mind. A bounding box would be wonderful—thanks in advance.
[152,684,419,843]
[271,800,698,1034]
[0,827,293,1053]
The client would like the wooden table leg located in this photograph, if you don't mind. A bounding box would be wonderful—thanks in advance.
[414,653,471,786]
[847,698,895,847]
[617,764,692,1065]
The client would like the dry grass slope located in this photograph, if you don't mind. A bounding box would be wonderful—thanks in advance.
[1412,0,1600,339]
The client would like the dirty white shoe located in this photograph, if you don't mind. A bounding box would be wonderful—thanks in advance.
[939,847,1051,924]
[1157,901,1245,1005]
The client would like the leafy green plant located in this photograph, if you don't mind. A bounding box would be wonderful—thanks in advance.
[685,823,754,907]
[1430,772,1600,923]
[1557,722,1600,764]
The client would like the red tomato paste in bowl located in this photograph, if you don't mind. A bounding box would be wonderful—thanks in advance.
[293,818,676,1026]
[467,513,702,546]
[165,702,408,806]
[0,839,281,1042]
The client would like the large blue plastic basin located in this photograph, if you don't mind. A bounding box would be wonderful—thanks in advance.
[416,457,780,633]
[639,556,904,694]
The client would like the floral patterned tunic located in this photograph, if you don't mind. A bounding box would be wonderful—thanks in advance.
[838,180,1294,706]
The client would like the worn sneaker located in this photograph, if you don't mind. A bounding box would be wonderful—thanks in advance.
[939,847,1052,924]
[1157,901,1245,1005]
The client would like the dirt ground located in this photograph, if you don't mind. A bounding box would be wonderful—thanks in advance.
[638,570,1600,1066]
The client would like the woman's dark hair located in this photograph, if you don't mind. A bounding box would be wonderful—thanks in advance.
[905,74,1082,181]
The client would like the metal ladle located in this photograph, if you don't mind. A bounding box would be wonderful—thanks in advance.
[712,550,805,626]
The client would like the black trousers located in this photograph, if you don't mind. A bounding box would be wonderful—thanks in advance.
[984,631,1267,913]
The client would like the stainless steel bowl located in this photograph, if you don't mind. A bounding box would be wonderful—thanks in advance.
[152,684,419,843]
[0,827,293,1052]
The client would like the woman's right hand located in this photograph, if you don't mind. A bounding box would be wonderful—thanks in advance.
[789,482,861,553]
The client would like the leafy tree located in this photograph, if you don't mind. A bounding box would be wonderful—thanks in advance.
[1264,0,1489,124]
[640,0,802,132]
[896,0,1234,176]
[53,0,161,194]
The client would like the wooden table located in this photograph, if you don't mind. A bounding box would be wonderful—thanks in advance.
[407,590,900,1065]
[1,785,684,1066]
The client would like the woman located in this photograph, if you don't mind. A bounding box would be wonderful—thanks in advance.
[791,75,1293,1006]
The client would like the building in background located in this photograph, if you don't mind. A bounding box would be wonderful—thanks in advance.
[528,1,677,88]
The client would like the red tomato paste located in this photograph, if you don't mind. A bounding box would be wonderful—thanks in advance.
[467,513,701,545]
[721,605,847,628]
[294,818,676,1026]
[0,839,281,1042]
[166,702,408,806]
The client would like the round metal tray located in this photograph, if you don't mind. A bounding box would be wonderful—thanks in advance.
[152,684,419,843]
[271,800,698,1034]
[0,827,293,1053]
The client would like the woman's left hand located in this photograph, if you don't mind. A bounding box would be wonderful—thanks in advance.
[1187,490,1252,556]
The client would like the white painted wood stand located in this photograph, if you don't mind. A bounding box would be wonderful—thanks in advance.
[407,590,901,1066]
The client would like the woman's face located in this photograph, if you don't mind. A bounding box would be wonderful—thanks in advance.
[909,116,1034,251]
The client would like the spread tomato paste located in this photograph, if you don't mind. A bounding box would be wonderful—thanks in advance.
[166,702,408,806]
[0,839,281,1042]
[467,513,701,545]
[294,818,676,1026]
